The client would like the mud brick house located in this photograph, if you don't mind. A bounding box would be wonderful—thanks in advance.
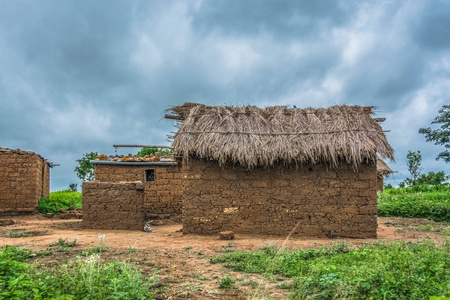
[83,160,182,230]
[376,158,394,192]
[165,103,394,238]
[0,147,51,215]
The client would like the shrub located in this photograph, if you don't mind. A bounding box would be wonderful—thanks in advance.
[37,190,82,214]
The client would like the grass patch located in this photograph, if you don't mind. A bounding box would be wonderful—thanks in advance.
[211,241,450,299]
[0,245,159,299]
[37,190,82,215]
[378,185,450,222]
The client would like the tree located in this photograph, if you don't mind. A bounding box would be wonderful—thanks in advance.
[137,147,172,157]
[415,171,448,186]
[74,152,98,181]
[419,105,450,163]
[406,150,422,184]
[68,183,78,192]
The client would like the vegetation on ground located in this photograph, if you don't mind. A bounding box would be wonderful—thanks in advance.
[378,185,450,222]
[211,241,450,299]
[0,244,159,299]
[37,190,82,214]
[5,230,33,238]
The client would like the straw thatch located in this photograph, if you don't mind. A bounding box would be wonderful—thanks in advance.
[377,157,394,178]
[166,103,394,168]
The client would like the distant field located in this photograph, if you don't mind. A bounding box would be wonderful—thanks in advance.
[378,185,450,222]
[37,190,82,215]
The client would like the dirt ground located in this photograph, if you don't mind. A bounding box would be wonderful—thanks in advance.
[0,215,448,299]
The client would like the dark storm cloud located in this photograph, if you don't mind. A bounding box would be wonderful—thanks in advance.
[0,0,449,190]
[191,0,355,40]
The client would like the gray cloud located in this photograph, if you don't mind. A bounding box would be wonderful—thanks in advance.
[0,0,449,190]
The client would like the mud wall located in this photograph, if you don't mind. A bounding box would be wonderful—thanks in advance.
[0,149,50,214]
[377,177,384,192]
[182,160,378,238]
[83,181,144,230]
[94,163,182,217]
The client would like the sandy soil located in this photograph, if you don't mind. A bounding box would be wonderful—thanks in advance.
[0,215,447,299]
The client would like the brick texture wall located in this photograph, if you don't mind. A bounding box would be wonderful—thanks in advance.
[83,181,145,230]
[0,149,50,214]
[182,160,378,238]
[94,163,182,217]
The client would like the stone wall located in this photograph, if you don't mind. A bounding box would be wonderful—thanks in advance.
[83,181,144,230]
[0,148,50,214]
[94,163,182,217]
[182,160,378,238]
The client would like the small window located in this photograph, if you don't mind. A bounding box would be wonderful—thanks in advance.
[145,169,155,181]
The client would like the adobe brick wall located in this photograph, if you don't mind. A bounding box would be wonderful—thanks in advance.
[0,149,50,214]
[82,181,145,230]
[94,163,182,217]
[182,160,378,238]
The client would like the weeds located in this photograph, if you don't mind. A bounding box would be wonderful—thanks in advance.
[5,230,33,238]
[50,238,77,248]
[219,276,235,289]
[211,241,450,299]
[221,241,235,253]
[81,234,108,256]
[0,244,159,299]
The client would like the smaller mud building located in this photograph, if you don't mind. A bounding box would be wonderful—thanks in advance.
[166,103,394,238]
[0,148,51,215]
[83,160,182,230]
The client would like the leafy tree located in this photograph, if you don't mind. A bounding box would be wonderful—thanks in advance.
[383,183,394,190]
[415,171,448,186]
[136,147,172,157]
[74,152,98,181]
[419,105,450,162]
[68,183,78,192]
[406,150,422,184]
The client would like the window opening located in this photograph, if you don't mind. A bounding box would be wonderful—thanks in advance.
[145,169,155,181]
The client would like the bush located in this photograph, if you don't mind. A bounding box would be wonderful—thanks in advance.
[377,185,450,221]
[211,241,450,299]
[37,190,82,214]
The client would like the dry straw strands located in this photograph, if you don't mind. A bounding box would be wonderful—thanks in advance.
[166,103,394,169]
[377,157,394,178]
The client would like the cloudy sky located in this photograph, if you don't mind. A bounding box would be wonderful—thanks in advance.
[1,0,449,191]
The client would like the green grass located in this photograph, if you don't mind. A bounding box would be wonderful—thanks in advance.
[0,245,158,299]
[378,184,450,222]
[211,241,450,299]
[37,190,82,214]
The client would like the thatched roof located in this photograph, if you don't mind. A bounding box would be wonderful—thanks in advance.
[377,158,394,178]
[165,103,394,168]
